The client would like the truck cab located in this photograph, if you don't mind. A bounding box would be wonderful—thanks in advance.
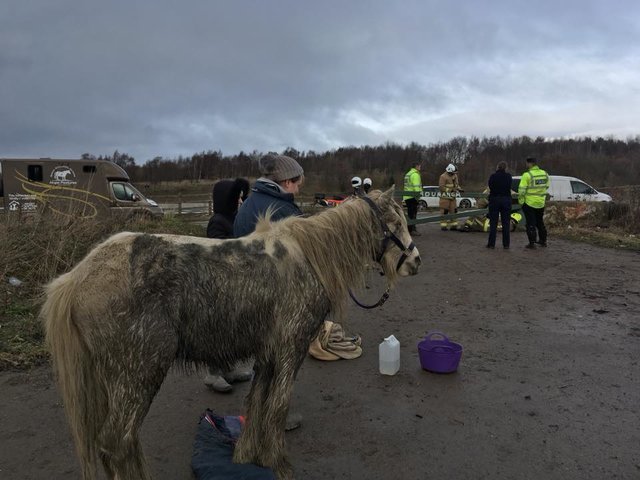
[0,158,163,219]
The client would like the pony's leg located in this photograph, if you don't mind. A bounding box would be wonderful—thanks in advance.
[236,347,306,479]
[97,349,174,479]
[233,359,272,465]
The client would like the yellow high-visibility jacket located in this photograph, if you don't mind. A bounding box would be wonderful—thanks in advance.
[403,168,422,200]
[518,166,549,208]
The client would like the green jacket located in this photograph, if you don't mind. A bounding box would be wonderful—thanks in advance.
[518,166,549,208]
[403,168,422,200]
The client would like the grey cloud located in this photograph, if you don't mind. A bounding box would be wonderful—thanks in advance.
[1,0,639,161]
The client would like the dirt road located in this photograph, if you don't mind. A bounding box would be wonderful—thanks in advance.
[1,225,639,480]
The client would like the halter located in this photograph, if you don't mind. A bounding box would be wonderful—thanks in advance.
[361,196,416,272]
[348,195,416,309]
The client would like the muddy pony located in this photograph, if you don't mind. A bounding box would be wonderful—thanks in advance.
[41,187,421,479]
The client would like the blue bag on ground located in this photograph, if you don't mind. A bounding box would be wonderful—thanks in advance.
[191,409,276,480]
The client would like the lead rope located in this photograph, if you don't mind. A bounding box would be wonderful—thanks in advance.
[348,285,390,309]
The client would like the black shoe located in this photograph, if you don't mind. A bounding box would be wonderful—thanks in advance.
[537,242,547,247]
[525,243,536,249]
[486,244,495,249]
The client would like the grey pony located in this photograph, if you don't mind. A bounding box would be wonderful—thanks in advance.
[41,187,421,480]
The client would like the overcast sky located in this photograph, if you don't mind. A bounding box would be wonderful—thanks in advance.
[2,0,639,163]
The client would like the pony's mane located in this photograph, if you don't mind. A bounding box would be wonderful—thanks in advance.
[273,190,401,318]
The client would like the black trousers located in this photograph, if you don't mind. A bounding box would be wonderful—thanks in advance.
[405,198,418,232]
[488,196,512,247]
[522,203,547,245]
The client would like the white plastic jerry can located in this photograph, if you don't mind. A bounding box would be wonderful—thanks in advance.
[379,335,400,375]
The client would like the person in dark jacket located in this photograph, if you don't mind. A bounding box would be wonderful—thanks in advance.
[206,178,250,239]
[233,154,304,237]
[486,161,514,249]
[203,178,254,393]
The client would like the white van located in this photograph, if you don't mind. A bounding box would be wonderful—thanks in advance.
[511,175,612,202]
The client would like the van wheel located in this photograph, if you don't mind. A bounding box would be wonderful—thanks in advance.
[459,199,471,209]
[418,200,428,211]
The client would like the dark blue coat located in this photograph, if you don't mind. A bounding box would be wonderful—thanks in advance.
[488,170,513,199]
[233,180,302,237]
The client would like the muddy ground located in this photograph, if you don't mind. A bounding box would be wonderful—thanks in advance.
[1,224,639,480]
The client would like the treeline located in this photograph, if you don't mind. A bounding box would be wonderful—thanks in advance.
[93,135,640,191]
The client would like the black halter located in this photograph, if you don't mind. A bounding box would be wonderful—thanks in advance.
[348,195,416,309]
[361,196,416,272]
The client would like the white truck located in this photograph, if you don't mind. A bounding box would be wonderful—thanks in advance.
[511,175,612,202]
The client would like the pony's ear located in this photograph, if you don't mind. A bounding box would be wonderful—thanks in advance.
[381,185,395,201]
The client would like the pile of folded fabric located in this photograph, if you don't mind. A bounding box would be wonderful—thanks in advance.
[308,320,362,361]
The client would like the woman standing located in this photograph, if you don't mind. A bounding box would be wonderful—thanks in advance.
[204,178,254,392]
[487,161,513,249]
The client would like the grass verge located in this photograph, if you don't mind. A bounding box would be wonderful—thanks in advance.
[1,213,204,370]
[552,226,640,251]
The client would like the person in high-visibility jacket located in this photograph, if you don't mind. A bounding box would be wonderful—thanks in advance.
[403,161,423,236]
[438,163,463,230]
[518,157,550,249]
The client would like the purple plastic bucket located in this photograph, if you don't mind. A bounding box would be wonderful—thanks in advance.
[418,331,463,373]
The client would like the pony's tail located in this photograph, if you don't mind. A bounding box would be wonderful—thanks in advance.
[42,272,102,480]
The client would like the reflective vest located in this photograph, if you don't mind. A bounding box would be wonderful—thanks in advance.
[518,166,549,208]
[403,168,422,200]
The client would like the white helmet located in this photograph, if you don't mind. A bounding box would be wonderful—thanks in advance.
[445,163,456,173]
[351,176,362,187]
[363,177,372,186]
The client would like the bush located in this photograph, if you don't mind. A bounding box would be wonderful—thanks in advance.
[0,213,204,369]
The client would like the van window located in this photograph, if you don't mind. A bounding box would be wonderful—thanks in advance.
[570,181,595,195]
[112,182,138,201]
[28,165,43,182]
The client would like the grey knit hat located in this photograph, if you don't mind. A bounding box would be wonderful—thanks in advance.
[259,154,304,182]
